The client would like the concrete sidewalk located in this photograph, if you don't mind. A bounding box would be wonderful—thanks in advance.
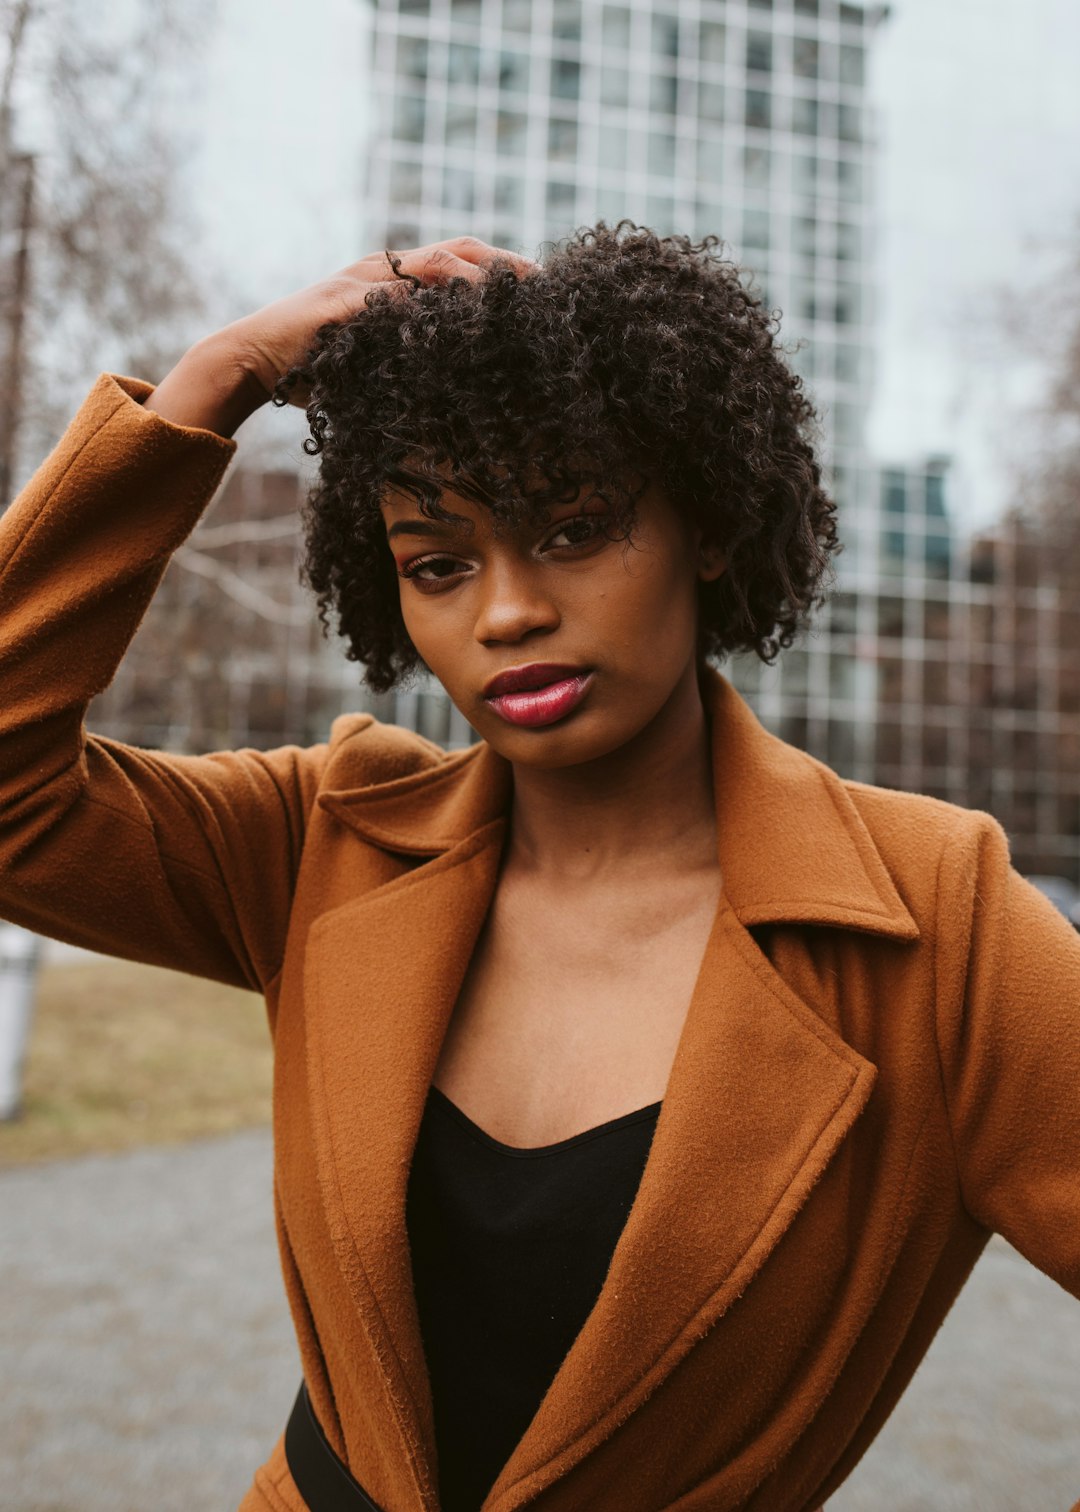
[1,1129,1078,1511]
[1,1130,299,1512]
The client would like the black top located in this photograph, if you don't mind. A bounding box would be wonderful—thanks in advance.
[404,1086,661,1512]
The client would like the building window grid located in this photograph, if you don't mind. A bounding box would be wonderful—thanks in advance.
[379,0,875,301]
[384,13,872,112]
[387,0,878,46]
[867,498,1080,873]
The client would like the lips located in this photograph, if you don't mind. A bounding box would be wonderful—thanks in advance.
[482,662,588,698]
[482,663,594,728]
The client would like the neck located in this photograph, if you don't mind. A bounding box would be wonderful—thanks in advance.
[505,662,718,879]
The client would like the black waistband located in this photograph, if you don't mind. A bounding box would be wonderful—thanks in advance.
[284,1381,385,1512]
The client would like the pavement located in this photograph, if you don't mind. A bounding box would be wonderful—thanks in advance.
[1,1131,299,1512]
[1,1129,1078,1512]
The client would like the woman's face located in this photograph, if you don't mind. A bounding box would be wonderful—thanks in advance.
[380,475,725,769]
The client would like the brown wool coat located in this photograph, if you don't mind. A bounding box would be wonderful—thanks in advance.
[1,373,1079,1512]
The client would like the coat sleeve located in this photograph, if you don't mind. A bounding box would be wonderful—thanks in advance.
[0,372,329,993]
[934,810,1080,1301]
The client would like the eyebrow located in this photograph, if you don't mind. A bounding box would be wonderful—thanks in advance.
[385,516,474,542]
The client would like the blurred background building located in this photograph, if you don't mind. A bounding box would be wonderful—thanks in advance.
[871,479,1080,881]
[5,0,1080,885]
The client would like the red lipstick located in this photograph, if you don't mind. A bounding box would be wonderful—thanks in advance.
[482,663,593,728]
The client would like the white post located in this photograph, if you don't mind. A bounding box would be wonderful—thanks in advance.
[447,704,475,749]
[0,923,41,1121]
[393,687,420,733]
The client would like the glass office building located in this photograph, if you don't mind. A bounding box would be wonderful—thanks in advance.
[872,461,1080,884]
[363,0,888,769]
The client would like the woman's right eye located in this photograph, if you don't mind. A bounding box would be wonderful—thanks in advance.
[398,553,469,590]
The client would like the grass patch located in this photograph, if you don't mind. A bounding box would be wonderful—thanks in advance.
[0,956,272,1168]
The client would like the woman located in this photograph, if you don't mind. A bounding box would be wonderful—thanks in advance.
[1,224,1078,1512]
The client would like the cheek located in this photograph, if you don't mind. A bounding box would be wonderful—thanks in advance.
[598,546,700,651]
[396,588,443,666]
[396,588,473,689]
[397,581,447,636]
[397,584,419,637]
[395,587,419,649]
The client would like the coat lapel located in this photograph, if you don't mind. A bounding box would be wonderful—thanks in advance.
[484,895,881,1508]
[302,742,512,1505]
[303,670,919,1510]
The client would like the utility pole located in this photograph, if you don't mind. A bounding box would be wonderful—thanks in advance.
[0,5,42,1117]
[0,135,40,1120]
[1,0,36,505]
[0,145,34,505]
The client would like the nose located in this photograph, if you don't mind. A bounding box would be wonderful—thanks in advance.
[472,552,560,646]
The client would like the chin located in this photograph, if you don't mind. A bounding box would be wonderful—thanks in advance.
[476,705,655,770]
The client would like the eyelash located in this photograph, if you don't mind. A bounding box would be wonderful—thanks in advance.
[397,513,610,591]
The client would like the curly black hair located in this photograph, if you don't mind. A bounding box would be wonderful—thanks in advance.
[274,220,839,694]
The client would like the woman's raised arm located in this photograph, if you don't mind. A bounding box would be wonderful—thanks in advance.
[0,238,537,989]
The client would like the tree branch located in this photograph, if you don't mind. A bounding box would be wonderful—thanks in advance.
[172,546,312,629]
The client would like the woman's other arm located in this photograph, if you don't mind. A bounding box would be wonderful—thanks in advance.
[0,238,538,991]
[935,812,1080,1302]
[935,817,1080,1512]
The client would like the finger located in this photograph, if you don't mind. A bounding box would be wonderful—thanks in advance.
[343,238,538,285]
[329,249,473,294]
[435,234,540,279]
[389,245,484,284]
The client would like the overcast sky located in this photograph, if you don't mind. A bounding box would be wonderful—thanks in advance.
[183,0,1080,523]
[868,0,1080,524]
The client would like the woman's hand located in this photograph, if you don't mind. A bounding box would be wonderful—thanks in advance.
[145,237,539,438]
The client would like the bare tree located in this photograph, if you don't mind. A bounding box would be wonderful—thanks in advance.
[1003,230,1080,551]
[946,243,1080,885]
[2,1,403,761]
[1,0,215,498]
[1030,271,1080,547]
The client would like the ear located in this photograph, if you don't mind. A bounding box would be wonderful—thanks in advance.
[696,538,727,583]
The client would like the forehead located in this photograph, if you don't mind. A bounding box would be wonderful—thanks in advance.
[378,467,606,532]
[377,448,664,543]
[378,487,488,543]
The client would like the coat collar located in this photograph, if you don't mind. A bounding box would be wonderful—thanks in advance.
[304,665,919,1511]
[317,665,919,942]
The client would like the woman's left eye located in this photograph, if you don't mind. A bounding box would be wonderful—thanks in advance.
[545,515,609,550]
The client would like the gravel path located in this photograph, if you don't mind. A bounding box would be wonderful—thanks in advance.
[1,1129,1078,1511]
